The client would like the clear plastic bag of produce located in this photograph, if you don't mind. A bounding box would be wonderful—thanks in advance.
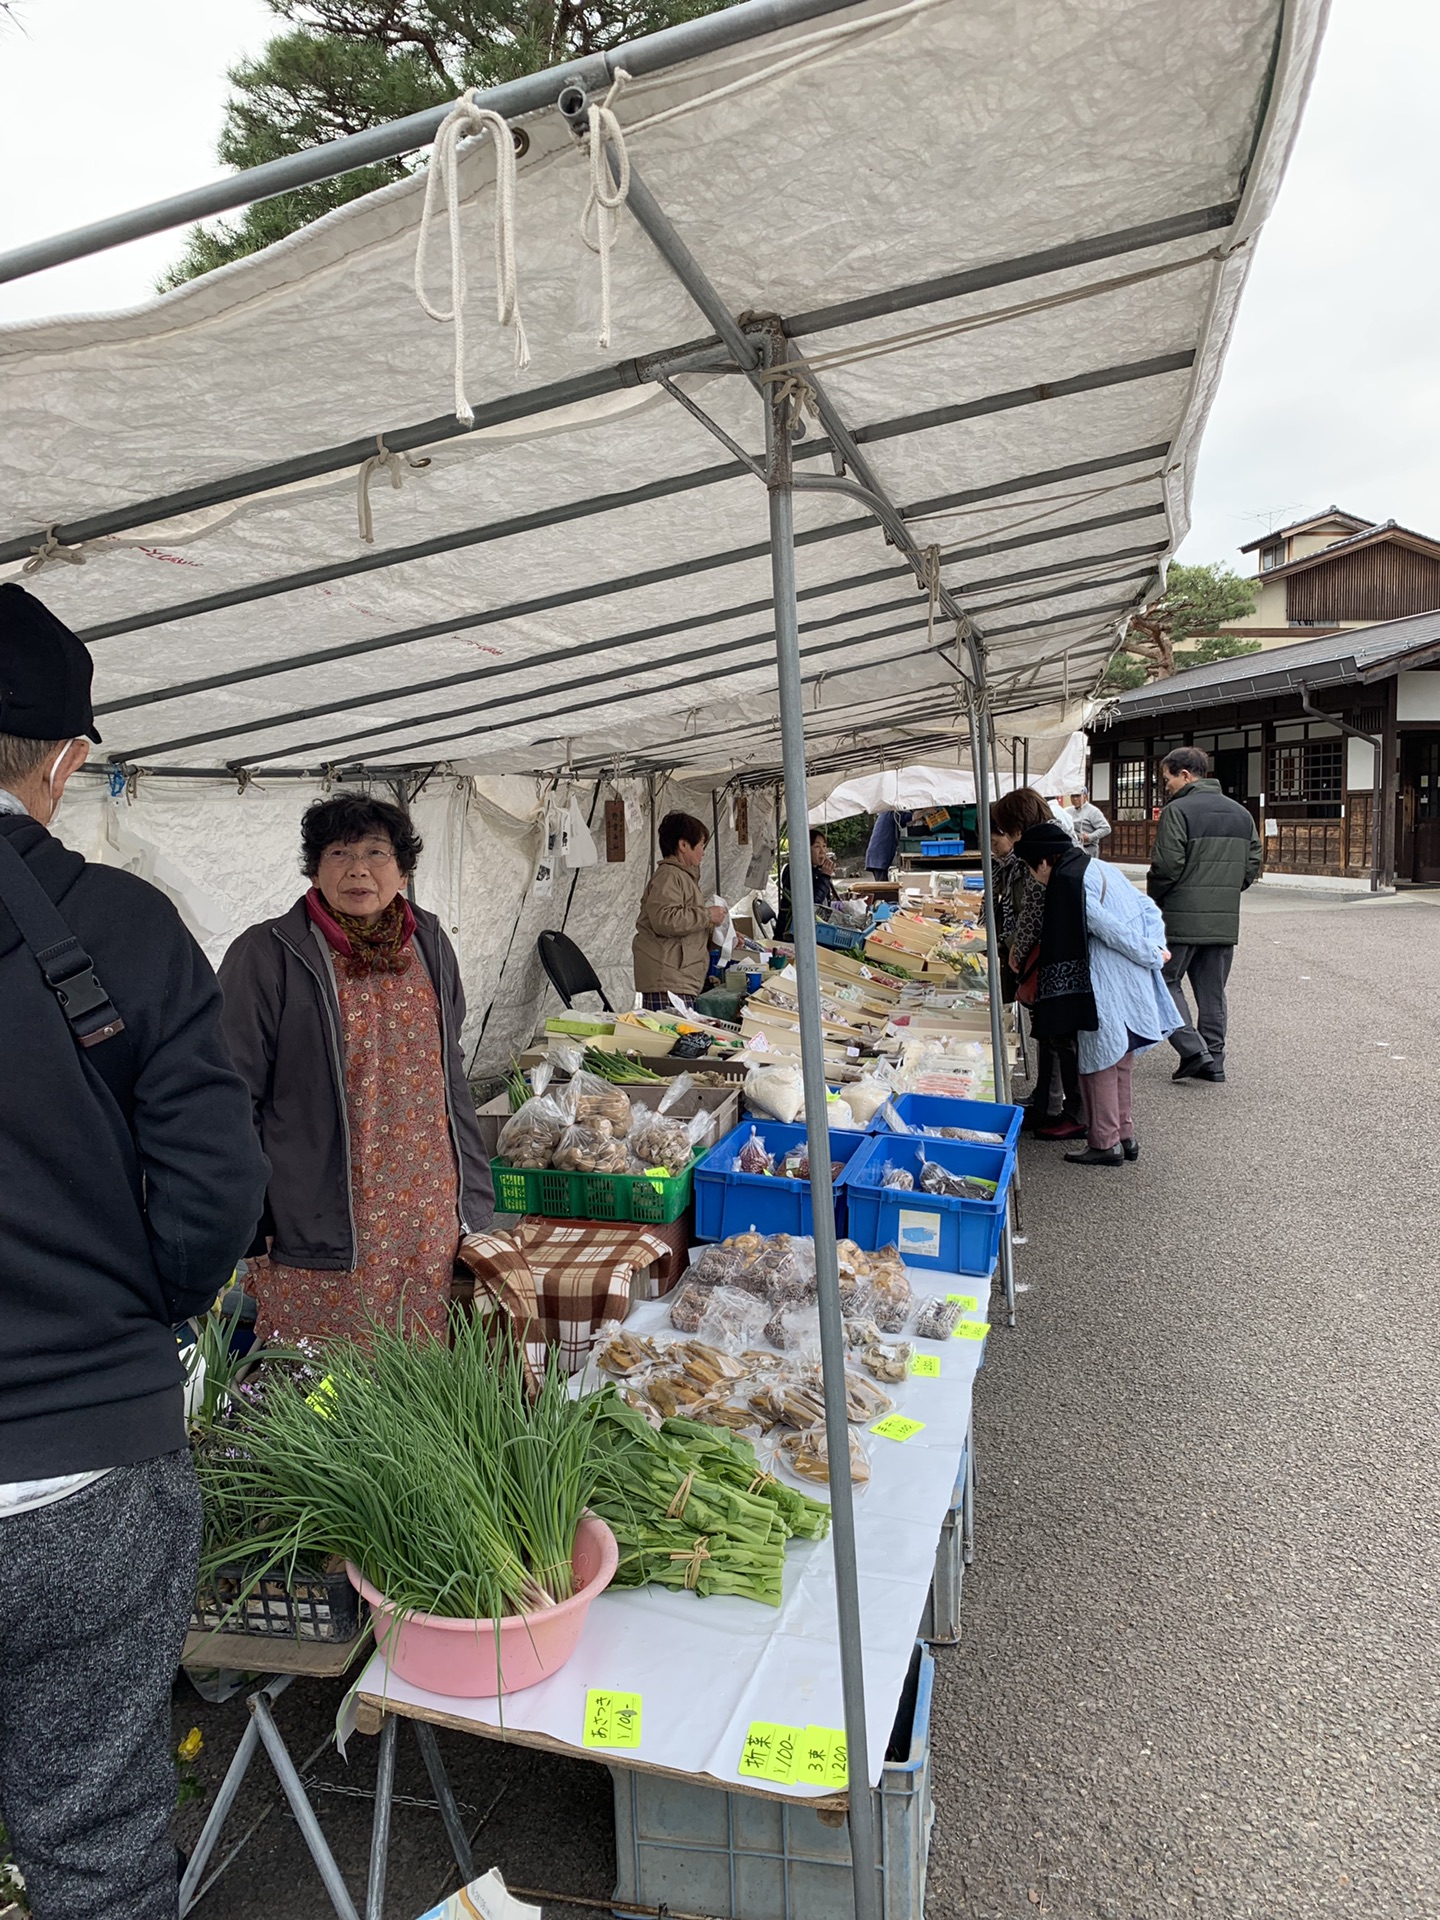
[777,1145,846,1184]
[594,1322,661,1376]
[861,1339,912,1384]
[842,1072,894,1127]
[713,1233,771,1296]
[552,1116,631,1173]
[735,1126,774,1175]
[496,1063,569,1168]
[867,1250,912,1331]
[918,1154,997,1200]
[630,1105,710,1176]
[667,1277,713,1334]
[881,1164,916,1191]
[696,1285,769,1352]
[570,1069,634,1136]
[913,1296,964,1340]
[781,1423,870,1486]
[763,1304,822,1360]
[744,1062,804,1125]
[761,1237,818,1307]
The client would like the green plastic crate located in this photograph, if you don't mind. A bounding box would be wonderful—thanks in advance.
[489,1154,698,1224]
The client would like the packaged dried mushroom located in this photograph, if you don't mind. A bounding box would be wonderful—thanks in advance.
[913,1296,964,1341]
[781,1424,870,1486]
[861,1340,911,1384]
[570,1068,633,1135]
[552,1117,630,1174]
[495,1064,568,1169]
[667,1278,711,1334]
[594,1325,660,1376]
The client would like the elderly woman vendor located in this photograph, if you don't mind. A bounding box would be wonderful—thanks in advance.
[219,794,492,1342]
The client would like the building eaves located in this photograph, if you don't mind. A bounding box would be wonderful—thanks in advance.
[1238,505,1373,552]
[1095,606,1440,724]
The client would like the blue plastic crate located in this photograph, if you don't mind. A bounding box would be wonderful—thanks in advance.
[875,1091,1023,1150]
[693,1120,871,1241]
[841,1134,1013,1274]
[611,1641,935,1920]
[919,837,965,856]
[815,921,869,951]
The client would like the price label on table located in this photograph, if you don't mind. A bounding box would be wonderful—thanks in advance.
[910,1353,942,1378]
[945,1293,981,1311]
[583,1689,643,1749]
[738,1721,800,1783]
[870,1414,925,1442]
[953,1320,990,1342]
[739,1723,847,1789]
[795,1725,848,1789]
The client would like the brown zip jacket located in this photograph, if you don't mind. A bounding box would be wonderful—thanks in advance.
[632,856,712,995]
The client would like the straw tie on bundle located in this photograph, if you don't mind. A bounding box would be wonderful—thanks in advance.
[580,72,631,351]
[414,95,529,425]
[664,1469,696,1521]
[669,1535,712,1591]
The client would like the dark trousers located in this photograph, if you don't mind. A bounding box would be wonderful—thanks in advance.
[1164,943,1235,1066]
[1027,1031,1082,1120]
[0,1451,201,1920]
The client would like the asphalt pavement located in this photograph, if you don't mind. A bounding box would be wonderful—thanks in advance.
[171,887,1440,1919]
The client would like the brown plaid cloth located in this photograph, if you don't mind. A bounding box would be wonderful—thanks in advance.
[640,991,697,1011]
[512,1218,670,1373]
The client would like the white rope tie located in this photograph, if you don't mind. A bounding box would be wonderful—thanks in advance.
[22,527,86,575]
[580,72,632,351]
[414,96,529,426]
[356,435,432,544]
[918,545,942,649]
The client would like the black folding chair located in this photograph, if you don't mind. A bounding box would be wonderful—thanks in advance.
[536,929,614,1011]
[751,895,777,936]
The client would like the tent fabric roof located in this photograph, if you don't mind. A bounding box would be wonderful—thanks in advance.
[1095,607,1440,722]
[0,0,1325,785]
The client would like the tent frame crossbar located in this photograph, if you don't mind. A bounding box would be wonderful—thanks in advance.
[0,203,1228,570]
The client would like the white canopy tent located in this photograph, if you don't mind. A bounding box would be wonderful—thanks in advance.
[808,731,1089,822]
[0,0,1326,1901]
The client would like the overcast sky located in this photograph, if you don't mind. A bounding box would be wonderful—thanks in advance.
[0,0,1435,570]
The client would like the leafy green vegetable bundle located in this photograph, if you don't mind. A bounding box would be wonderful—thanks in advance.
[589,1393,829,1607]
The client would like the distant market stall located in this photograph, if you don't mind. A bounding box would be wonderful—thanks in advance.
[0,0,1325,1913]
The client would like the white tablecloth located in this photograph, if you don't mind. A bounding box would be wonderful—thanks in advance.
[354,1264,990,1797]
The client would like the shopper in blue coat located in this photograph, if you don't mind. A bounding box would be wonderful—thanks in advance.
[1015,822,1178,1166]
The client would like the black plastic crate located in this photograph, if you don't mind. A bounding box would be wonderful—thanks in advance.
[192,1560,362,1642]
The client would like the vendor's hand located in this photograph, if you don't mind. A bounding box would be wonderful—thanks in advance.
[1160,948,1171,963]
[708,904,728,926]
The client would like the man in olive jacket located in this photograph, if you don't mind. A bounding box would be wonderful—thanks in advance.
[1147,747,1262,1083]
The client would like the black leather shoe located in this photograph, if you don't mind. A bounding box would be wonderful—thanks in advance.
[1171,1055,1212,1081]
[1193,1065,1226,1082]
[1120,1137,1139,1161]
[1063,1145,1123,1166]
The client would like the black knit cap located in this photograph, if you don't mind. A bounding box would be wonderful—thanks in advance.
[1013,820,1074,867]
[0,583,101,743]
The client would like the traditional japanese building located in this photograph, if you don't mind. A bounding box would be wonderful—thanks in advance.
[1226,507,1440,649]
[1086,610,1440,886]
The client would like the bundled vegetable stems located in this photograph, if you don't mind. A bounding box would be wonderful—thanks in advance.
[590,1392,829,1607]
[196,1318,604,1622]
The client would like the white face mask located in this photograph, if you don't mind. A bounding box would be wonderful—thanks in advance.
[43,739,78,828]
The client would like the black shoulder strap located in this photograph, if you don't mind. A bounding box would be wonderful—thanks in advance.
[0,827,138,1119]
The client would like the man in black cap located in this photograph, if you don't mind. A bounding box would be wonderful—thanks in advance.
[0,584,268,1920]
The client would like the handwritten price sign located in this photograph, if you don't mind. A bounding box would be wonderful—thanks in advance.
[582,1689,643,1750]
[739,1722,847,1788]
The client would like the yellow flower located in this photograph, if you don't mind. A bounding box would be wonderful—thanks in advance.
[176,1728,204,1764]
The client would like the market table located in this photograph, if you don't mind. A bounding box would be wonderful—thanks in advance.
[348,1260,992,1917]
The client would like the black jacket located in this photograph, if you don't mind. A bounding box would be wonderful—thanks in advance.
[218,896,493,1270]
[0,814,269,1480]
[1147,778,1263,946]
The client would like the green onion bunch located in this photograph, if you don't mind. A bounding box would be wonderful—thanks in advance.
[588,1394,829,1608]
[196,1317,605,1621]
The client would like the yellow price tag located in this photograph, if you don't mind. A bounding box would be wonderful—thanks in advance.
[953,1320,990,1342]
[910,1353,941,1378]
[644,1168,667,1185]
[304,1374,338,1419]
[945,1293,980,1311]
[738,1722,801,1784]
[795,1725,848,1789]
[582,1689,643,1749]
[871,1414,925,1442]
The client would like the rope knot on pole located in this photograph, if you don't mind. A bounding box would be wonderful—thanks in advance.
[760,362,820,440]
[580,72,632,351]
[356,435,432,544]
[414,95,530,426]
[22,526,86,575]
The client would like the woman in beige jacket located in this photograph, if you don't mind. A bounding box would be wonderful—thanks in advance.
[632,811,727,1007]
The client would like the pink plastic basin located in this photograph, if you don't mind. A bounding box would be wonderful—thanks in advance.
[348,1513,618,1698]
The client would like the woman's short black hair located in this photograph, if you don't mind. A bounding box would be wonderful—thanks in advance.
[809,827,827,847]
[658,810,709,857]
[300,793,423,879]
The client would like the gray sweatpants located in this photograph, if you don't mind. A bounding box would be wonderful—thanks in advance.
[1163,942,1235,1067]
[0,1450,200,1920]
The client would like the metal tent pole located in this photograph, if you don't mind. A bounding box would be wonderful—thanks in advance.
[967,684,1018,1328]
[765,355,882,1920]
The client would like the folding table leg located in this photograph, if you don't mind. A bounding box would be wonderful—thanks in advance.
[414,1719,477,1881]
[363,1715,399,1920]
[999,1209,1017,1328]
[250,1691,361,1920]
[178,1680,278,1916]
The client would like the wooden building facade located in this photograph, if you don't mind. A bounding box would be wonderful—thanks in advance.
[1086,614,1440,887]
